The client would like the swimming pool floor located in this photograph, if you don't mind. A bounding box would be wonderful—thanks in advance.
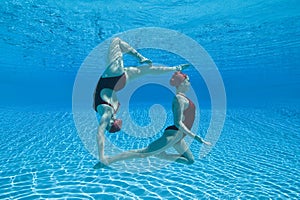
[0,106,299,199]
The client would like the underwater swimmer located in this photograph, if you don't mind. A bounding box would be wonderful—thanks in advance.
[94,71,211,169]
[93,37,189,168]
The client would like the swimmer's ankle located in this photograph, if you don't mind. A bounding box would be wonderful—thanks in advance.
[140,57,152,64]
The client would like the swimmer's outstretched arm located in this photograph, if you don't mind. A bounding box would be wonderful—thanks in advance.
[174,95,211,146]
[126,64,190,81]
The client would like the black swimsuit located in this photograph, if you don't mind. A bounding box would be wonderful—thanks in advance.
[93,73,126,112]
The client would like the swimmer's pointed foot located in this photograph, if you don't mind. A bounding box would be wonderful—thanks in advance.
[93,162,109,169]
[140,57,152,65]
[203,140,212,146]
[175,63,190,71]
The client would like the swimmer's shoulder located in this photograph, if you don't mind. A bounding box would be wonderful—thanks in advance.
[173,94,189,106]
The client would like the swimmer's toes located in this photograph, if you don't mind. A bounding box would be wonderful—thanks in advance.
[140,57,152,64]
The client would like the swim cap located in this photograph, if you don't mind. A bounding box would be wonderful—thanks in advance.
[170,71,188,87]
[108,119,122,133]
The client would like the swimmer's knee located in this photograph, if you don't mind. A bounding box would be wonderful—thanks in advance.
[112,37,121,44]
[180,152,194,165]
[184,154,194,165]
[187,158,194,165]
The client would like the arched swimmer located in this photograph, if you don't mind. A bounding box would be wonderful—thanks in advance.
[94,71,211,169]
[94,37,189,167]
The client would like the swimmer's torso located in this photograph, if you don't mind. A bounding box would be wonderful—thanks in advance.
[93,73,126,112]
[172,95,195,130]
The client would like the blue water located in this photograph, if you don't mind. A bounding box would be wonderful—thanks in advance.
[1,0,300,199]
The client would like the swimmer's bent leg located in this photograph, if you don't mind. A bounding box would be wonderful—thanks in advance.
[154,139,194,165]
[111,37,151,64]
[106,130,183,165]
[173,139,194,164]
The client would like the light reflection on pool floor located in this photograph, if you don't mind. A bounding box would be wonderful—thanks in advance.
[0,106,299,199]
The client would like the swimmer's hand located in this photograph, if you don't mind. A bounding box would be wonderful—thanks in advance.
[195,135,212,146]
[175,64,190,71]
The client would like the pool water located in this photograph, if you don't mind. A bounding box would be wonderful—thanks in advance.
[1,0,300,199]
